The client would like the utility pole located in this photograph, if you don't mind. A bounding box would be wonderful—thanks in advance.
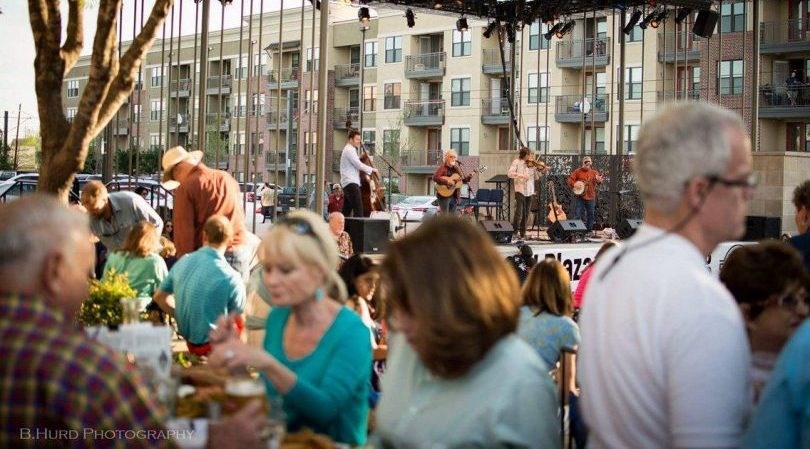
[197,0,211,154]
[3,110,8,154]
[13,104,21,170]
[315,0,329,217]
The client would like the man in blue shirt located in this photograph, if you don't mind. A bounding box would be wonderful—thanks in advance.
[153,215,246,356]
[789,180,810,270]
[80,181,163,251]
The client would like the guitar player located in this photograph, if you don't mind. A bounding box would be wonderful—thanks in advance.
[567,156,603,232]
[432,149,472,215]
[507,147,549,239]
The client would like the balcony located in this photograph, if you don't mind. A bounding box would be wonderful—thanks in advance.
[761,19,810,54]
[481,47,512,74]
[404,52,446,79]
[169,78,192,97]
[334,63,360,87]
[265,151,289,171]
[554,95,608,123]
[403,100,445,127]
[656,89,701,102]
[168,113,190,133]
[267,67,300,89]
[657,31,701,62]
[759,84,810,119]
[206,113,231,132]
[112,119,129,136]
[333,107,360,129]
[399,149,443,173]
[267,109,298,130]
[330,149,341,173]
[556,37,610,68]
[206,75,232,95]
[481,96,518,125]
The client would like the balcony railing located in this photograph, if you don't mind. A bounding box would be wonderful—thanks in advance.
[206,113,231,132]
[404,52,446,79]
[335,63,360,87]
[206,75,232,94]
[399,149,443,168]
[112,119,129,136]
[267,108,298,130]
[556,37,610,68]
[554,95,608,123]
[759,84,810,118]
[169,78,192,96]
[403,100,445,126]
[761,19,810,53]
[267,67,300,89]
[482,47,512,74]
[656,89,701,102]
[169,113,190,132]
[481,96,519,125]
[333,107,360,129]
[657,31,701,62]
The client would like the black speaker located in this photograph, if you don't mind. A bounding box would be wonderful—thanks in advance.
[345,217,390,254]
[548,219,587,242]
[693,10,719,38]
[617,218,643,239]
[480,220,514,244]
[743,216,782,241]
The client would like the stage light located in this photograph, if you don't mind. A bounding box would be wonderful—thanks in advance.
[483,20,498,39]
[544,22,564,40]
[623,9,642,34]
[434,1,442,9]
[505,23,516,43]
[405,8,416,28]
[675,8,692,24]
[308,0,320,10]
[639,9,660,30]
[358,7,371,25]
[650,8,669,28]
[556,20,575,39]
[456,17,469,32]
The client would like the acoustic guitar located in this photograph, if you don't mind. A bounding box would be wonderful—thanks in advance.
[435,165,487,198]
[547,181,567,223]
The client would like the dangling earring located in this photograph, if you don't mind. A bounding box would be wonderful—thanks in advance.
[314,288,325,302]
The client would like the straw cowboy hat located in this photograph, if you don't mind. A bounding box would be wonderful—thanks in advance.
[161,146,203,189]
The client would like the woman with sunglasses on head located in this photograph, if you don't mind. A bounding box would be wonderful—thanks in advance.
[208,210,372,446]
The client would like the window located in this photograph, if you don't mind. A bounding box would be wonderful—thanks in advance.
[67,80,79,98]
[233,132,245,155]
[623,124,640,153]
[718,60,743,95]
[132,104,142,123]
[66,107,77,123]
[527,126,548,152]
[151,67,162,87]
[452,30,471,57]
[529,22,550,50]
[349,89,360,110]
[627,25,643,43]
[594,127,606,153]
[363,130,376,147]
[253,53,268,77]
[364,86,377,112]
[304,90,319,114]
[385,37,402,63]
[150,134,161,151]
[250,132,263,155]
[365,41,378,68]
[450,128,471,156]
[306,47,320,72]
[383,129,400,156]
[528,73,549,104]
[150,100,163,121]
[720,2,745,33]
[234,95,246,117]
[304,131,317,156]
[596,72,607,96]
[451,78,471,106]
[625,67,642,100]
[235,56,248,79]
[252,94,265,116]
[692,67,701,95]
[384,82,401,109]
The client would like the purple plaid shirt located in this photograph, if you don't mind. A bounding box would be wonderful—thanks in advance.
[0,294,174,448]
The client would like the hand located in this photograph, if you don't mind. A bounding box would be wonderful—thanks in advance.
[207,400,268,449]
[209,314,240,345]
[209,338,275,372]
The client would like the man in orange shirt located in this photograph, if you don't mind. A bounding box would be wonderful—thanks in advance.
[567,156,603,232]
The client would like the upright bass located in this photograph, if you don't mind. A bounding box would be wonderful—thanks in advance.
[359,145,386,217]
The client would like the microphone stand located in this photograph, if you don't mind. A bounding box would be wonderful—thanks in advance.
[375,154,402,211]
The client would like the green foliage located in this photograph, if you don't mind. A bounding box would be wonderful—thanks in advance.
[77,270,137,327]
[116,147,160,175]
[0,142,11,170]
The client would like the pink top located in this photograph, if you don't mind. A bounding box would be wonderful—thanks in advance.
[572,264,594,309]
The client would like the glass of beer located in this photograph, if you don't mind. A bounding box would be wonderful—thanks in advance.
[222,376,267,416]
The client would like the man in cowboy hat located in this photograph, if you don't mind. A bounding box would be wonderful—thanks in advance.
[567,155,603,232]
[162,145,250,278]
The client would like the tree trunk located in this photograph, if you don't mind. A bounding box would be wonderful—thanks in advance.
[29,0,173,203]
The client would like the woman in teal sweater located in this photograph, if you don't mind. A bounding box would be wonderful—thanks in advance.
[208,211,371,445]
[102,221,167,297]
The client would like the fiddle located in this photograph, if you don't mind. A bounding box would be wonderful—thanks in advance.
[526,158,550,172]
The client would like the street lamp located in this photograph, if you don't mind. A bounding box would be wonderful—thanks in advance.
[358,19,370,140]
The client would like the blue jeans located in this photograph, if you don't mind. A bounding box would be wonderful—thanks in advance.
[436,196,458,215]
[574,197,596,231]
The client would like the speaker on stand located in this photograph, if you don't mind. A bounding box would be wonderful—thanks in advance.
[480,220,514,244]
[693,9,719,38]
[345,217,390,254]
[617,218,643,240]
[548,219,587,243]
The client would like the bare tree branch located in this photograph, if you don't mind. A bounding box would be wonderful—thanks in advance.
[94,0,174,136]
[61,0,84,75]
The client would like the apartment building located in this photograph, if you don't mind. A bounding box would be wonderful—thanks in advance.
[62,1,810,233]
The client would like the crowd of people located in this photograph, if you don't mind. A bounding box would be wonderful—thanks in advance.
[2,100,810,448]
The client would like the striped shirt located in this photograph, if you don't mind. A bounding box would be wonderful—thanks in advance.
[0,294,172,448]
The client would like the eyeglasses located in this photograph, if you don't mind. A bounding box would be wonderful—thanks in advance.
[707,172,759,190]
[778,292,809,312]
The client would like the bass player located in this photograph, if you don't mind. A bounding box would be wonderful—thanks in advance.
[432,149,472,215]
[567,155,603,232]
[507,147,549,239]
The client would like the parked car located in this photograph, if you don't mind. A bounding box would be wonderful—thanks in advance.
[105,178,174,219]
[0,170,18,181]
[277,185,310,210]
[391,195,439,222]
[0,176,81,204]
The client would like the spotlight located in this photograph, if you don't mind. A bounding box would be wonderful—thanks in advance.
[308,0,320,10]
[434,1,442,9]
[675,8,692,24]
[623,9,642,34]
[639,9,659,30]
[358,7,370,25]
[456,17,469,33]
[483,20,498,39]
[405,8,416,28]
[217,0,233,5]
[556,20,575,39]
[544,22,564,40]
[505,23,516,44]
[650,8,668,28]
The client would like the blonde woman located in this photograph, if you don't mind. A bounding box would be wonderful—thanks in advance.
[102,221,167,297]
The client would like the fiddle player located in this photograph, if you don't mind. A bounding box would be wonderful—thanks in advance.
[507,147,549,239]
[340,129,378,218]
[432,149,472,215]
[567,156,603,232]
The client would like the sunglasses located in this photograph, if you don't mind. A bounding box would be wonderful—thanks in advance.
[278,216,318,239]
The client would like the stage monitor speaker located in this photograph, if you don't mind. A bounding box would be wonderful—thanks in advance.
[617,218,643,240]
[548,219,587,242]
[743,216,782,241]
[345,217,390,254]
[693,10,719,38]
[480,220,514,244]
